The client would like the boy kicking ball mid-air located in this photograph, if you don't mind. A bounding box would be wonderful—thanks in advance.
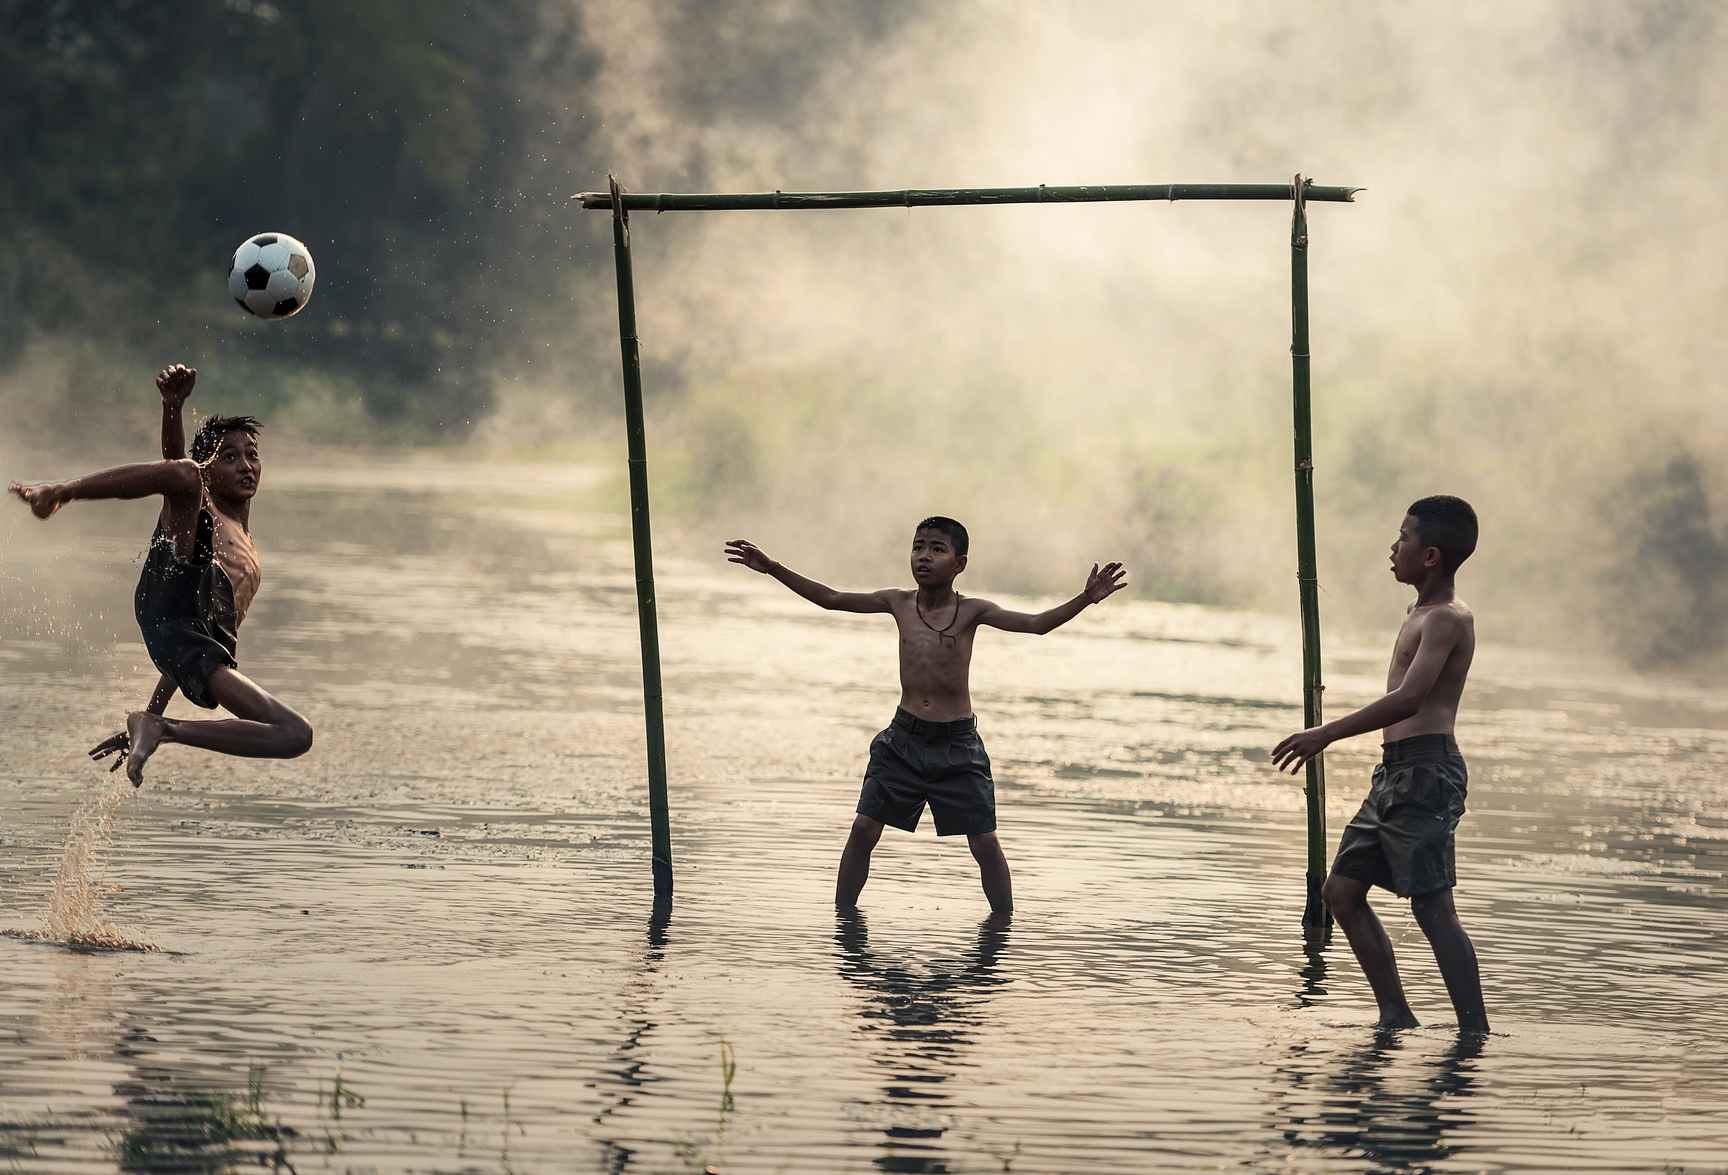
[9,363,313,787]
[1273,495,1488,1034]
[726,518,1126,915]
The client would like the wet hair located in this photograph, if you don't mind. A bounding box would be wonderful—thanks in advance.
[915,516,969,557]
[191,415,262,463]
[1407,495,1478,573]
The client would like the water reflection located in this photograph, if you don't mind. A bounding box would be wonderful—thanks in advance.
[111,1017,304,1173]
[1271,1029,1485,1171]
[594,899,675,1174]
[833,911,1013,1174]
[1292,926,1331,1010]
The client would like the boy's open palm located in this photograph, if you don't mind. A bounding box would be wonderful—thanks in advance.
[725,539,775,573]
[155,364,196,404]
[1084,561,1128,603]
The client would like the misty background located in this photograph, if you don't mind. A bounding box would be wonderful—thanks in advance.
[3,0,1725,670]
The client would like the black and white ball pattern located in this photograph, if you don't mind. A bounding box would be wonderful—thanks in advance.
[227,232,316,319]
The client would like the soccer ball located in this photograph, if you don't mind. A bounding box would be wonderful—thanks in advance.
[227,232,316,319]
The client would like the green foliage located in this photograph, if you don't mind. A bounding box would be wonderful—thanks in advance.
[0,0,597,425]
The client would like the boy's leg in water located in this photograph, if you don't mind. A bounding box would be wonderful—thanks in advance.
[1411,888,1490,1033]
[968,831,1013,916]
[1322,871,1419,1030]
[125,666,314,785]
[836,814,885,908]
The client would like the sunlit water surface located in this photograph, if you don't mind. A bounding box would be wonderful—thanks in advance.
[2,457,1726,1173]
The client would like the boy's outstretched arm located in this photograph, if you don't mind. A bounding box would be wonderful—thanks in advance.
[157,364,196,460]
[724,539,892,613]
[9,459,200,519]
[1271,609,1466,773]
[976,562,1127,635]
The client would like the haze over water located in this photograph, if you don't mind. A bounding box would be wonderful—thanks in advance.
[2,457,1725,1172]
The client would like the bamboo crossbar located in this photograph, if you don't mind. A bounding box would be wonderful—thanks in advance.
[577,183,1361,212]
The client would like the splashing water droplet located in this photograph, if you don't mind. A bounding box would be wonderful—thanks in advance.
[2,782,157,952]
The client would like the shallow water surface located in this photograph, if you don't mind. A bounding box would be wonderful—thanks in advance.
[2,457,1726,1172]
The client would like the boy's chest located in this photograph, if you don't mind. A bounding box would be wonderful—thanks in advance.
[1387,618,1424,680]
[210,516,263,617]
[896,624,974,672]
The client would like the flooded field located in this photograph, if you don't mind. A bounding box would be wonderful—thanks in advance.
[3,456,1726,1172]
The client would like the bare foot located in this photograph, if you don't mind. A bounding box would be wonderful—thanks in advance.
[1375,1009,1421,1031]
[8,481,66,519]
[125,711,166,787]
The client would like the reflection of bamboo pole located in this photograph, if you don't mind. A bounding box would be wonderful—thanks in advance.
[577,182,1360,212]
[608,175,673,901]
[1290,175,1330,930]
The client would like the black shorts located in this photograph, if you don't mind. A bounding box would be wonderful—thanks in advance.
[138,618,238,710]
[856,709,996,837]
[134,519,239,712]
[1332,734,1467,898]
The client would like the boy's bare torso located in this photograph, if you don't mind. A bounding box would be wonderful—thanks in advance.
[888,590,982,721]
[211,508,262,622]
[1383,599,1474,742]
[158,498,263,624]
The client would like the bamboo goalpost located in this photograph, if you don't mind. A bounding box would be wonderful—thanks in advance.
[581,175,1357,927]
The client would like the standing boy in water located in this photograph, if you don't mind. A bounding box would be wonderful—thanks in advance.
[726,519,1126,915]
[9,363,313,786]
[1272,496,1488,1034]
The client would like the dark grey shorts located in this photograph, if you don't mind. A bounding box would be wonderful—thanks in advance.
[856,709,995,837]
[1333,734,1468,898]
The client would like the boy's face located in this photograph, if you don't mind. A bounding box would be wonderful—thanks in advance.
[204,431,261,501]
[1389,513,1435,583]
[911,527,965,587]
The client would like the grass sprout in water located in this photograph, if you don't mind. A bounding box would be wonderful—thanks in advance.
[316,1071,366,1121]
[3,779,157,952]
[115,1063,301,1171]
[675,1040,740,1173]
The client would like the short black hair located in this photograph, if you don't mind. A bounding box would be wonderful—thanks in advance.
[191,415,262,463]
[915,516,969,557]
[1407,495,1478,573]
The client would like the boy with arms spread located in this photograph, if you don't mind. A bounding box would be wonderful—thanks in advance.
[726,518,1126,915]
[1273,495,1488,1033]
[9,364,313,786]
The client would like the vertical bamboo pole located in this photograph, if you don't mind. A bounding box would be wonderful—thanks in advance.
[609,175,674,901]
[1290,174,1330,930]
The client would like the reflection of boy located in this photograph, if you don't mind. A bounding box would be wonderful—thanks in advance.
[1273,496,1488,1033]
[727,517,1126,915]
[9,364,313,787]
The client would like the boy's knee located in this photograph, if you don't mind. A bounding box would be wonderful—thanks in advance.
[1411,891,1455,931]
[281,710,314,757]
[1321,873,1366,915]
[967,831,1001,859]
[848,814,883,847]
